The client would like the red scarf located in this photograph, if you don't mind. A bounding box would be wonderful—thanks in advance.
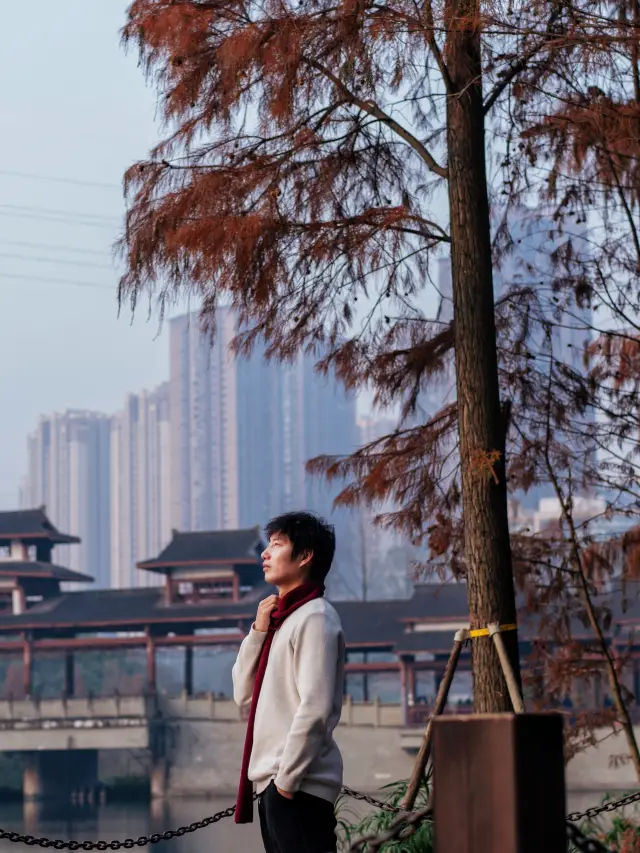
[234,581,325,824]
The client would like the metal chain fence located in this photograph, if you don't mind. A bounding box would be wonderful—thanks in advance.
[0,786,398,850]
[567,789,640,823]
[0,783,634,850]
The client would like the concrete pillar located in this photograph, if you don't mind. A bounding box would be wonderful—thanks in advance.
[22,801,41,834]
[23,750,99,803]
[150,761,168,799]
[23,755,43,801]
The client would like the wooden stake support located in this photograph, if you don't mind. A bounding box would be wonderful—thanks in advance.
[400,629,466,811]
[488,622,524,713]
[433,714,566,853]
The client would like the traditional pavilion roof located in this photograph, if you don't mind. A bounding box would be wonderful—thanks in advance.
[137,526,264,572]
[0,561,92,583]
[0,580,631,655]
[0,509,80,546]
[0,582,483,655]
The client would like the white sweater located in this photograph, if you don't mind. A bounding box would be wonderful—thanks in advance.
[232,598,345,804]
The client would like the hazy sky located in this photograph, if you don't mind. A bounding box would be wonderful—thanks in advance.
[0,1,181,508]
[0,2,445,511]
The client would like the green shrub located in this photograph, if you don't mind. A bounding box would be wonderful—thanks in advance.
[571,792,640,853]
[336,779,434,853]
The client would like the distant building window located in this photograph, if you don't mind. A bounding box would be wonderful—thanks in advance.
[174,578,235,604]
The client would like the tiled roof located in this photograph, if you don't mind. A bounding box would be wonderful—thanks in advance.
[0,582,468,646]
[138,527,264,570]
[0,509,80,545]
[393,630,473,655]
[0,561,92,583]
[0,581,619,654]
[0,582,274,632]
[394,583,469,620]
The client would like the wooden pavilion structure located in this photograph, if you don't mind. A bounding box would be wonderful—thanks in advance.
[0,508,638,725]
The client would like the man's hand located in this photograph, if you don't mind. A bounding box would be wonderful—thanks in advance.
[276,786,293,799]
[254,595,278,633]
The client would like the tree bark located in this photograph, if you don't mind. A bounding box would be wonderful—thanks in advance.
[445,0,521,712]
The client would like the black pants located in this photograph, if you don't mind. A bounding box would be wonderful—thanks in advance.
[258,780,338,853]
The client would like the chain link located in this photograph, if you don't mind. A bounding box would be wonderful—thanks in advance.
[0,787,399,849]
[340,786,403,814]
[566,820,614,853]
[567,789,640,823]
[0,784,634,849]
[0,795,257,850]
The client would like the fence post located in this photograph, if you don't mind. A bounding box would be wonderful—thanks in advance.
[433,713,566,853]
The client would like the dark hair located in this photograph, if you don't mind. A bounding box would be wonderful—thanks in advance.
[264,511,336,584]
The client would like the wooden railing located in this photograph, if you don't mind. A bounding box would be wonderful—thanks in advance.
[406,702,474,728]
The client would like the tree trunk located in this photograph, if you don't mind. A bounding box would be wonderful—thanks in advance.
[445,0,521,712]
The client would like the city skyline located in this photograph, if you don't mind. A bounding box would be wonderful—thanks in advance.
[19,309,368,595]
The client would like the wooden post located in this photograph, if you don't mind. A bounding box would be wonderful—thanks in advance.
[184,644,194,697]
[64,651,75,698]
[433,714,566,853]
[23,640,32,698]
[399,655,409,727]
[232,573,240,602]
[488,624,524,713]
[146,634,156,694]
[401,629,465,811]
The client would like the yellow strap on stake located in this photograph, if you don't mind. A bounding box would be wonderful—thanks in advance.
[468,623,517,638]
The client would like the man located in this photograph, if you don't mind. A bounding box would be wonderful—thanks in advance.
[233,511,345,853]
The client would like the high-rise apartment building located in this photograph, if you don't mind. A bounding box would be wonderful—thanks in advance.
[22,411,111,587]
[435,212,593,508]
[110,384,171,588]
[168,310,360,595]
[169,311,239,532]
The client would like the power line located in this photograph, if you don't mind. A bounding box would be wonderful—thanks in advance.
[0,210,118,229]
[0,169,120,191]
[0,252,115,271]
[0,203,120,223]
[0,239,110,257]
[0,272,116,292]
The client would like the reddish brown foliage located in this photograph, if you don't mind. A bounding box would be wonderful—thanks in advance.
[119,0,640,753]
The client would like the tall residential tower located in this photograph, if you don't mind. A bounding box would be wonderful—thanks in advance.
[22,411,111,587]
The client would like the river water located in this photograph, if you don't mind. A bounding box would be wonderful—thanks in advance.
[0,791,625,853]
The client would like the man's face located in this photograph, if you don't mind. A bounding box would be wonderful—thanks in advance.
[261,533,310,592]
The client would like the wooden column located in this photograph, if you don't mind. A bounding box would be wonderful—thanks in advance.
[23,639,32,698]
[408,660,416,704]
[399,655,414,727]
[146,633,156,694]
[64,651,75,697]
[184,644,194,697]
[433,714,566,853]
